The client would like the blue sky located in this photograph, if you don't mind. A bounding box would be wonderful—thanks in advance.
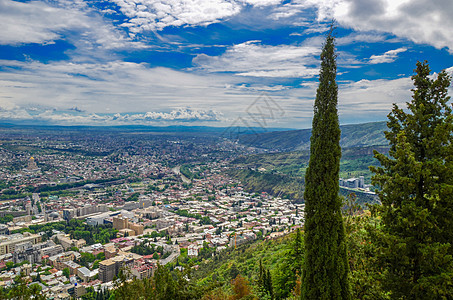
[0,0,452,129]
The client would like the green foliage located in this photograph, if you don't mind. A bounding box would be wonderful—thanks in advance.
[180,164,206,180]
[0,192,31,200]
[80,287,111,300]
[126,192,140,202]
[227,168,304,202]
[193,231,301,299]
[175,209,215,225]
[302,26,351,300]
[111,264,215,300]
[62,267,70,278]
[345,200,389,299]
[5,262,14,270]
[77,252,96,268]
[12,219,118,245]
[198,242,216,260]
[0,274,46,300]
[229,145,385,204]
[180,164,194,179]
[257,260,274,299]
[273,228,303,299]
[131,242,164,256]
[371,61,453,299]
[0,214,14,224]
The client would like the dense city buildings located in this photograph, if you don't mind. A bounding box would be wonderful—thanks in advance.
[0,127,355,298]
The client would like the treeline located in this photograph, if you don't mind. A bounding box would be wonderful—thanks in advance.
[25,176,126,193]
[0,192,31,200]
[45,146,112,156]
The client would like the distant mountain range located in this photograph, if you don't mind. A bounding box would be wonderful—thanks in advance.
[0,121,389,149]
[237,121,388,151]
[0,122,292,134]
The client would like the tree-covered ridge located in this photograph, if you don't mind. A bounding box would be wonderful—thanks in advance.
[230,145,388,180]
[237,121,387,151]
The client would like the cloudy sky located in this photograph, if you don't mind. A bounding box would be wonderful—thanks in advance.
[0,0,452,129]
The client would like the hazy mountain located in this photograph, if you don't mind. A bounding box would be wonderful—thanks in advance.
[237,121,388,151]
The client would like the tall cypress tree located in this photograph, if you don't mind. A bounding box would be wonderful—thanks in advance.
[371,61,453,299]
[302,25,351,300]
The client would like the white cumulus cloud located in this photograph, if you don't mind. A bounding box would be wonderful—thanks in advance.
[0,0,145,50]
[369,47,407,64]
[111,0,284,33]
[0,107,222,125]
[0,59,268,124]
[112,0,242,32]
[193,40,321,78]
[305,0,453,53]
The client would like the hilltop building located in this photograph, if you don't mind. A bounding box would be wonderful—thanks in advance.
[24,157,40,173]
[339,176,365,189]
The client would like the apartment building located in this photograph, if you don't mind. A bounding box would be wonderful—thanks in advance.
[0,232,42,255]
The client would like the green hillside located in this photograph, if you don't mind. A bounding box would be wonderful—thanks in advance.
[238,121,388,151]
[227,168,305,202]
[227,145,386,204]
[231,146,388,179]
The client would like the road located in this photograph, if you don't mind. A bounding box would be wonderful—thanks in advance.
[160,251,179,265]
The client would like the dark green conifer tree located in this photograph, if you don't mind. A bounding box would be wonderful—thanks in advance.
[266,269,274,299]
[258,259,265,288]
[371,61,453,299]
[293,228,303,270]
[302,25,351,300]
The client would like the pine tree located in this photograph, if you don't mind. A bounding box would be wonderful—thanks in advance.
[371,61,453,299]
[302,24,351,300]
[258,259,265,288]
[266,269,274,299]
[293,228,303,271]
